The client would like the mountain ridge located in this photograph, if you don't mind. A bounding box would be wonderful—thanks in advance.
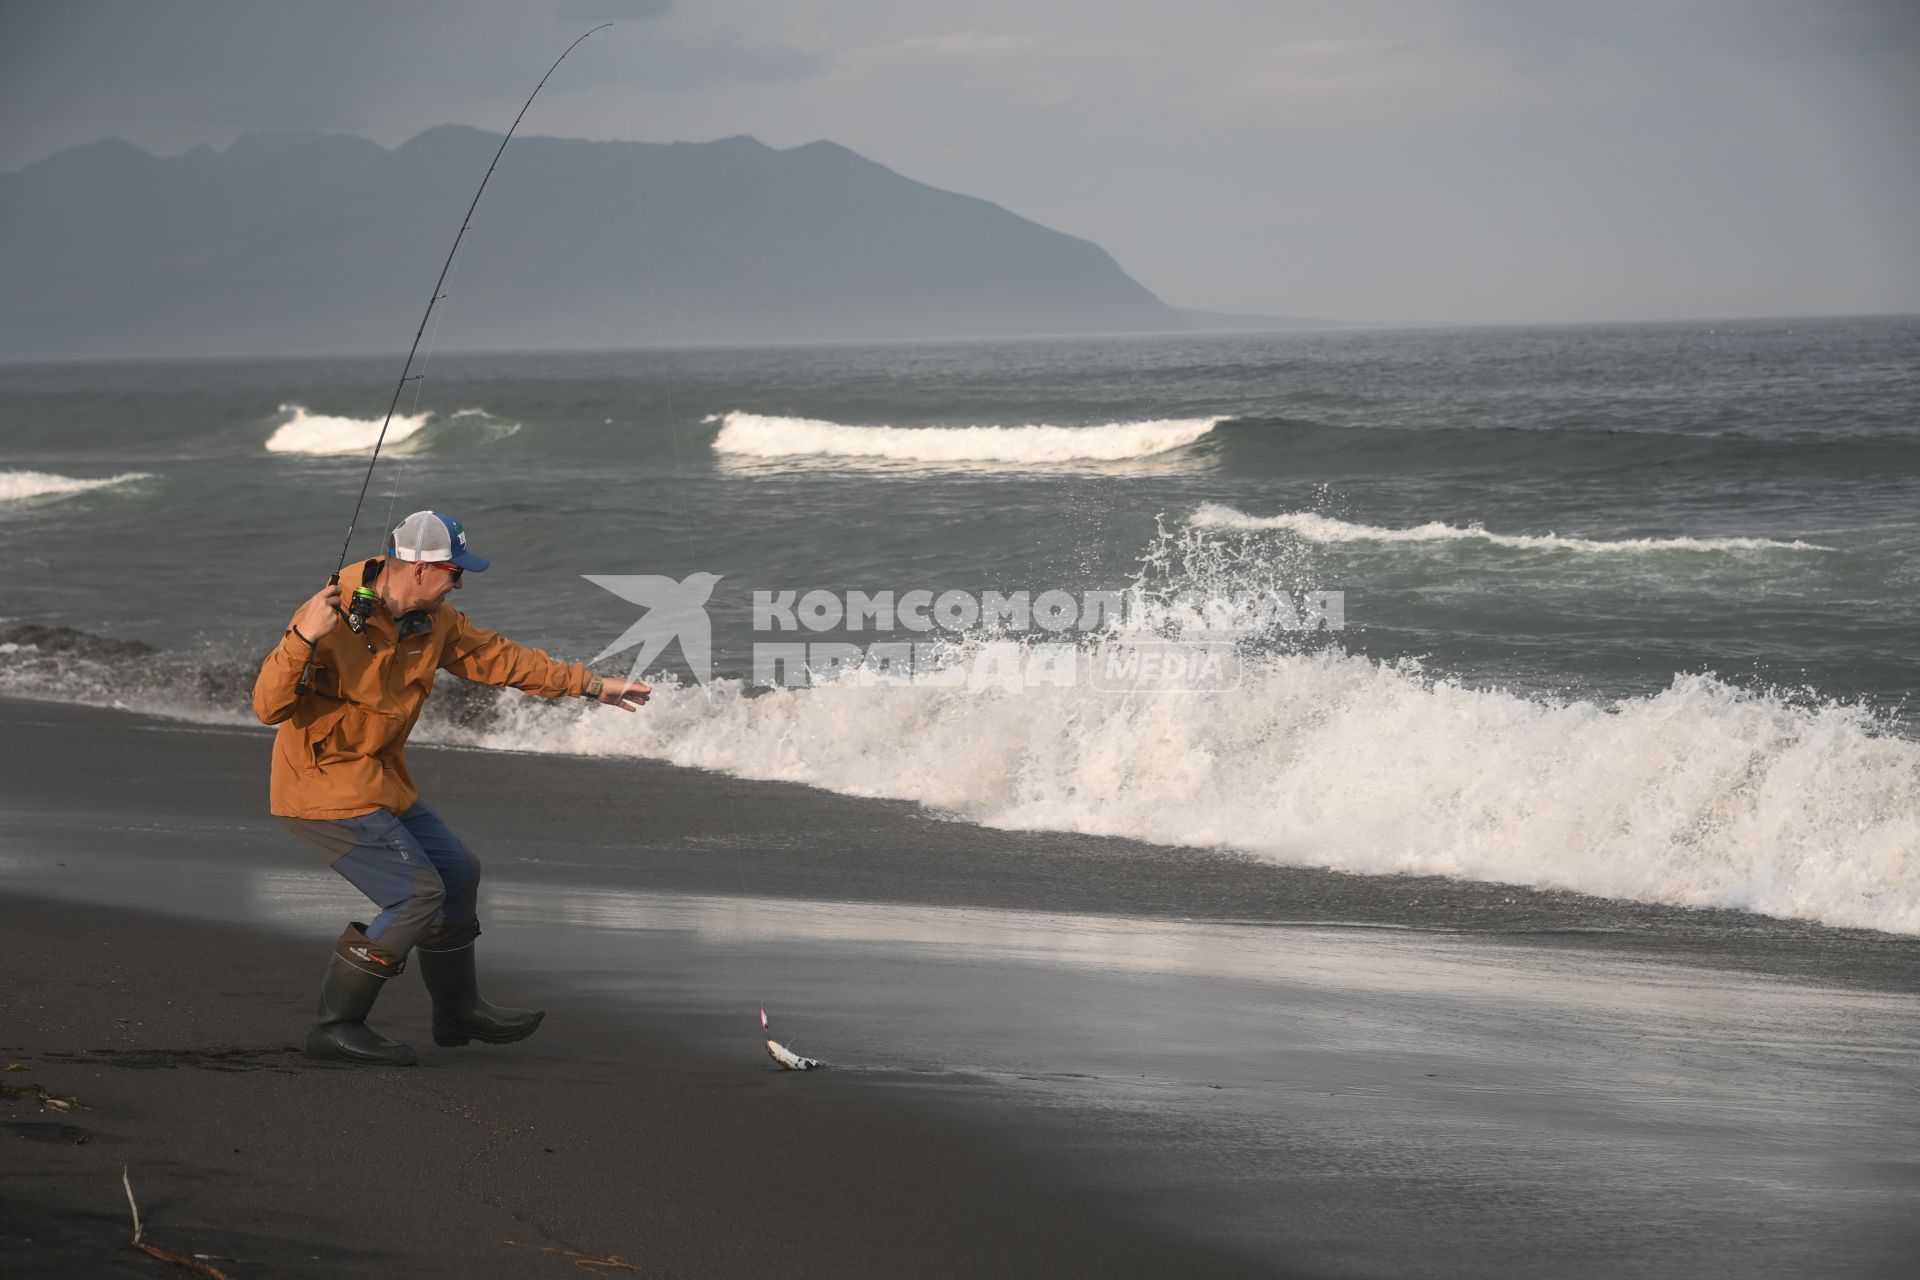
[1,128,1191,357]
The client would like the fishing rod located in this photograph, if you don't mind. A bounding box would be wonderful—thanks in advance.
[296,23,610,696]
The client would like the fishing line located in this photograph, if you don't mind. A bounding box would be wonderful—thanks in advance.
[622,84,813,1069]
[381,234,468,540]
[662,385,700,568]
[623,140,702,571]
[298,22,611,696]
[620,130,715,718]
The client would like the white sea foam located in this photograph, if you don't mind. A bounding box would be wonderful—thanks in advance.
[711,412,1220,464]
[457,651,1920,936]
[4,622,1912,932]
[1191,503,1834,553]
[0,469,152,503]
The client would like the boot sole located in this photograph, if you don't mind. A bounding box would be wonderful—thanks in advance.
[433,1010,545,1048]
[303,1033,418,1067]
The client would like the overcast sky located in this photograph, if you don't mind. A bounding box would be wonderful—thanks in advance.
[5,0,1917,325]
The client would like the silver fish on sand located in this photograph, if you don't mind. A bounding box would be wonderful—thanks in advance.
[762,1007,821,1071]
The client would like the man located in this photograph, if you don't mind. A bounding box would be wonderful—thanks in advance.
[252,510,650,1066]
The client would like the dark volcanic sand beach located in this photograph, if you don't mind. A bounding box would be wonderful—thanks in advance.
[4,695,1919,1278]
[2,895,1279,1279]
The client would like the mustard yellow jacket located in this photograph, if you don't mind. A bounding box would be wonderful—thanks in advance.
[252,558,591,818]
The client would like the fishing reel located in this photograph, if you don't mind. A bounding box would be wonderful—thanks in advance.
[342,556,384,653]
[344,585,379,635]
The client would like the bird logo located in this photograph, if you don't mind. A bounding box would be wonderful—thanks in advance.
[583,573,723,687]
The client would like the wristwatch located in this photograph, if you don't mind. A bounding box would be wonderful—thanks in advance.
[584,675,605,700]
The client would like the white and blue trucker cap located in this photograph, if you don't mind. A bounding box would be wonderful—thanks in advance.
[387,510,490,572]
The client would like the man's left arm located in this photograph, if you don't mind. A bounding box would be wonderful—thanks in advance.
[439,613,650,707]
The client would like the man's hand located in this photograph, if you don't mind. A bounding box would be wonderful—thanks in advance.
[597,677,652,711]
[292,580,342,644]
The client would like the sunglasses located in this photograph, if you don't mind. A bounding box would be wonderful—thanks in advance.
[422,561,464,583]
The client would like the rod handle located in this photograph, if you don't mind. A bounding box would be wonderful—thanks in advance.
[293,571,343,697]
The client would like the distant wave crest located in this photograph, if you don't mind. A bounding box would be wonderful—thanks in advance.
[0,469,152,503]
[711,411,1221,464]
[1191,504,1834,553]
[265,404,432,455]
[264,404,517,456]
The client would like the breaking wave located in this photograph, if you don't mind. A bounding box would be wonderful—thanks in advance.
[0,469,152,503]
[1192,503,1835,553]
[5,630,1916,934]
[265,404,431,455]
[450,652,1918,936]
[6,572,1913,934]
[710,412,1221,464]
[263,404,517,455]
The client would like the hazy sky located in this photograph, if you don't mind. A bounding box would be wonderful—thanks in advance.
[5,0,1917,324]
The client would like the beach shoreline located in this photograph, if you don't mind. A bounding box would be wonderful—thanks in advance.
[5,693,1919,1278]
[2,695,1914,992]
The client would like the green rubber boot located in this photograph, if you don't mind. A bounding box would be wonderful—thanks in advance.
[416,919,544,1048]
[303,923,416,1067]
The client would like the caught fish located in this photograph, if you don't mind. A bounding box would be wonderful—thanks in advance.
[761,1007,821,1071]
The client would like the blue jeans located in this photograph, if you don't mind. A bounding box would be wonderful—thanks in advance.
[280,800,482,957]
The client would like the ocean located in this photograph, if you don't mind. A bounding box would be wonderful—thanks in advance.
[3,316,1917,934]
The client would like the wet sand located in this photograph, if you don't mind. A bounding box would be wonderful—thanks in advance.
[2,895,1288,1278]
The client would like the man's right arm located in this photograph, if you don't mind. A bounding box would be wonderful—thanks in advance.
[252,581,340,725]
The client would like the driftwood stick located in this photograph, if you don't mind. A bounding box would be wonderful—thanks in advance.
[123,1166,142,1241]
[122,1167,237,1280]
[500,1237,643,1273]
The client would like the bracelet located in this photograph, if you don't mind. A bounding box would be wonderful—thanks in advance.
[290,625,317,649]
[585,675,605,700]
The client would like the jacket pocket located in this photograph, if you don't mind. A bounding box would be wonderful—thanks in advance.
[291,699,348,772]
[306,701,400,768]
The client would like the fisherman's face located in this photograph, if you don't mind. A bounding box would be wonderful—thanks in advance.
[386,561,464,614]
